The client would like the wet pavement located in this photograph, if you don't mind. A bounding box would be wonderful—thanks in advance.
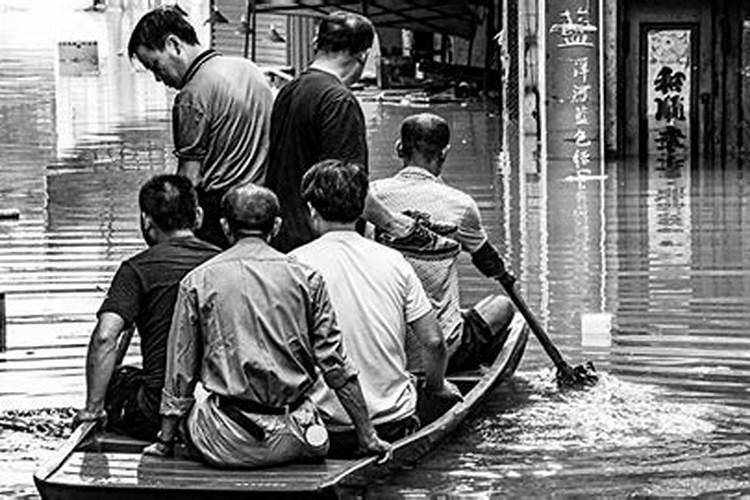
[1,1,750,498]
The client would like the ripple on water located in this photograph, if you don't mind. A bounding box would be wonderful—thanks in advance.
[486,370,716,453]
[367,370,750,498]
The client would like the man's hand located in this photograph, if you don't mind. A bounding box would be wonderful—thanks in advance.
[72,408,107,429]
[357,431,393,464]
[427,380,463,403]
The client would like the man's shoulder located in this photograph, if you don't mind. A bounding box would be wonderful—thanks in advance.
[374,173,477,208]
[185,55,270,96]
[295,233,409,272]
[282,70,350,101]
[134,238,218,273]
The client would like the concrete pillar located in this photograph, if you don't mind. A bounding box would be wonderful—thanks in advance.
[543,0,605,173]
[0,292,5,353]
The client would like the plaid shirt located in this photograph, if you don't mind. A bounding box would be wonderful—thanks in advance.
[371,166,489,350]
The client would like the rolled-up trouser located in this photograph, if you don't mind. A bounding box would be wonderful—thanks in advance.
[448,295,526,373]
[186,394,329,469]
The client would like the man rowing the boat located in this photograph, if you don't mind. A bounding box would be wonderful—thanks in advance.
[73,175,220,440]
[372,113,528,372]
[267,11,458,259]
[291,160,462,457]
[145,183,391,467]
[128,6,273,249]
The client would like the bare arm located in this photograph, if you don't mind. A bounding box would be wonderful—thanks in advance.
[75,312,127,423]
[177,159,202,187]
[333,376,391,458]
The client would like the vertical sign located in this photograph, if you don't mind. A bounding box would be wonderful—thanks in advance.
[545,0,602,175]
[646,29,692,327]
[646,29,691,165]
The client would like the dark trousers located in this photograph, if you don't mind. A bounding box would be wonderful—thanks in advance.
[196,188,231,250]
[104,365,159,441]
[447,308,510,373]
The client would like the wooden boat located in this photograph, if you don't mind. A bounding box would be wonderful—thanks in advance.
[35,321,527,500]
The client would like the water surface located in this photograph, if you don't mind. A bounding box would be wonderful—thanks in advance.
[1,1,749,498]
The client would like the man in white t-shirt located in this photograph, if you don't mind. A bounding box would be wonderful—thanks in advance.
[291,160,461,457]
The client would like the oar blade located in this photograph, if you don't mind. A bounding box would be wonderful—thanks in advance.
[556,361,598,389]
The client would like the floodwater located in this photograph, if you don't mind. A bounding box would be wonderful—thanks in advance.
[1,1,750,499]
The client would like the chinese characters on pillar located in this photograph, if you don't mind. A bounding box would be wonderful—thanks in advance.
[549,5,598,176]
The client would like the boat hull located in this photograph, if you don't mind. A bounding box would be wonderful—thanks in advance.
[35,318,528,500]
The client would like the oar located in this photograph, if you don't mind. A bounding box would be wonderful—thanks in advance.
[497,272,598,388]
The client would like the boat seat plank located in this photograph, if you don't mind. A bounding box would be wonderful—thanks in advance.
[50,452,352,491]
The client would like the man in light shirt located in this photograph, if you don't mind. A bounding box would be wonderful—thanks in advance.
[291,160,461,457]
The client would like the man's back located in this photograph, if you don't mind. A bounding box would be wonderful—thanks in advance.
[176,53,273,191]
[291,231,432,429]
[371,167,489,350]
[267,69,368,251]
[172,238,342,407]
[98,236,219,415]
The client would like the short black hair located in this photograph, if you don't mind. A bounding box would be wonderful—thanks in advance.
[315,11,374,55]
[138,174,198,232]
[221,183,280,236]
[301,160,368,223]
[127,6,199,59]
[400,113,451,162]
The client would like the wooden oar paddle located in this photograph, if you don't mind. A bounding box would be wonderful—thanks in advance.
[497,272,598,388]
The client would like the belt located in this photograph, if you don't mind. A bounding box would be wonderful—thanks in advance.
[216,395,305,442]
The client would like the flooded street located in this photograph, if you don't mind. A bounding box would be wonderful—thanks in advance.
[1,1,750,498]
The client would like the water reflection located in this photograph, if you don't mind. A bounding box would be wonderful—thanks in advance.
[0,1,750,499]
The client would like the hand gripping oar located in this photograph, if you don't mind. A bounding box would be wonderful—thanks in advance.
[497,271,598,388]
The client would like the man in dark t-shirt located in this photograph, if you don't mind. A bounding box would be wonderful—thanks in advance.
[73,175,219,440]
[266,12,460,259]
[268,66,369,252]
[267,12,371,252]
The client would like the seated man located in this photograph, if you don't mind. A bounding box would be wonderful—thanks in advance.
[73,175,220,439]
[145,183,390,468]
[291,160,462,457]
[372,113,529,372]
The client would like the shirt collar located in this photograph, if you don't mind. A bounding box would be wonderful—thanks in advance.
[307,65,343,83]
[396,165,442,182]
[319,230,360,242]
[180,49,220,87]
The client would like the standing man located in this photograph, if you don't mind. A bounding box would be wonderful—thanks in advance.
[266,11,457,257]
[291,160,462,456]
[146,184,390,468]
[372,113,529,372]
[73,175,220,440]
[128,6,273,249]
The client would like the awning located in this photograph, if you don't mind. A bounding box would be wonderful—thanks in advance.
[254,0,485,39]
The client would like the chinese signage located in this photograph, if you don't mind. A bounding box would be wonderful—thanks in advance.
[646,29,691,312]
[646,29,691,169]
[546,1,602,175]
